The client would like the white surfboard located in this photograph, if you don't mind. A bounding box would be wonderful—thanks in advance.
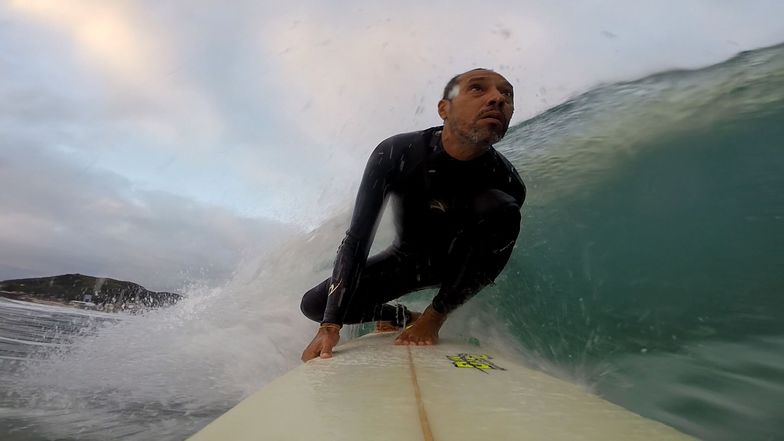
[188,332,693,440]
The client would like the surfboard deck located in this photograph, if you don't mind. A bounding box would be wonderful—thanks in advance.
[188,332,693,440]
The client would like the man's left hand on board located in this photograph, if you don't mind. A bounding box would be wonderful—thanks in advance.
[394,305,447,346]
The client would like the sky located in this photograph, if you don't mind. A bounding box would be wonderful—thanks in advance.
[1,0,783,290]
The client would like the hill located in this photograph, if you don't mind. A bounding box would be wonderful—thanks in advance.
[0,274,182,312]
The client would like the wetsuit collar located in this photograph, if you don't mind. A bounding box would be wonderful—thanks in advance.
[431,126,495,163]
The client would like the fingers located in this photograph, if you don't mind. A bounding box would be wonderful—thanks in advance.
[302,346,328,362]
[319,341,333,358]
[394,328,438,346]
[394,334,434,345]
[303,342,331,361]
[301,342,319,362]
[395,333,413,345]
[394,332,412,345]
[301,338,325,362]
[302,329,340,362]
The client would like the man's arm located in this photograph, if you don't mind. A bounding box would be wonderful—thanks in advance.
[301,138,398,361]
[395,164,525,346]
[392,235,518,344]
[429,213,520,315]
[321,140,397,325]
[431,162,525,315]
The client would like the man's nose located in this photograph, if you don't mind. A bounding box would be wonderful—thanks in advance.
[486,88,506,107]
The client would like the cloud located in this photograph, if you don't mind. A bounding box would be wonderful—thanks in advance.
[0,141,298,291]
[258,6,550,149]
[6,1,784,196]
[1,1,343,220]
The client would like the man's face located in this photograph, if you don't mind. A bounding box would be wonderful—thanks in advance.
[439,70,515,145]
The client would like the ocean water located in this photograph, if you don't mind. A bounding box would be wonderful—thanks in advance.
[494,42,784,440]
[1,43,783,440]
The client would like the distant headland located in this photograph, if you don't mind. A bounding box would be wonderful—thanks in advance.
[0,274,183,313]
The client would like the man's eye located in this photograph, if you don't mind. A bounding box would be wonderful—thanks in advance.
[469,84,482,92]
[503,91,513,97]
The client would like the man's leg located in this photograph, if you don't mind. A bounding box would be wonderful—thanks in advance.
[300,247,437,326]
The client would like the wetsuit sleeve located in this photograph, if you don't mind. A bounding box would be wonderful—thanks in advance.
[321,140,397,325]
[431,160,526,315]
[503,159,527,207]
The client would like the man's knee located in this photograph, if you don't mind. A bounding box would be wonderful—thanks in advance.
[300,280,328,322]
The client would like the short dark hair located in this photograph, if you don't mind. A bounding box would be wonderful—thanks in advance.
[442,68,493,100]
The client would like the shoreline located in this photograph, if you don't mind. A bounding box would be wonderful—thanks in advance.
[0,291,127,313]
[0,275,183,313]
[0,291,73,308]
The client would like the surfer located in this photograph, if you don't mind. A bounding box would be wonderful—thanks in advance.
[300,68,525,362]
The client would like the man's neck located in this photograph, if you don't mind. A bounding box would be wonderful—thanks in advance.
[440,127,491,161]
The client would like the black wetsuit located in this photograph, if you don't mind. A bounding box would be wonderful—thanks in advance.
[300,126,526,327]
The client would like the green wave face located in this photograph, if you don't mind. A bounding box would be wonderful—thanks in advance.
[491,44,784,440]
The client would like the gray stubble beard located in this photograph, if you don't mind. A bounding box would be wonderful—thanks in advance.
[454,121,504,147]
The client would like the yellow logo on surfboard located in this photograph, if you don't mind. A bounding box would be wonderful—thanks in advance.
[447,354,506,372]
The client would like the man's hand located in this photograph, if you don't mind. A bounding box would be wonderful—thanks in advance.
[394,305,447,345]
[301,323,341,362]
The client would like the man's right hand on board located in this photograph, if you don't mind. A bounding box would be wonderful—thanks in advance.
[301,324,341,362]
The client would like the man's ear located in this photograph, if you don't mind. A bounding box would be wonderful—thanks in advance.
[437,99,449,121]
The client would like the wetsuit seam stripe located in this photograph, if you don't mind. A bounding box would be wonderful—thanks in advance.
[407,346,435,441]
